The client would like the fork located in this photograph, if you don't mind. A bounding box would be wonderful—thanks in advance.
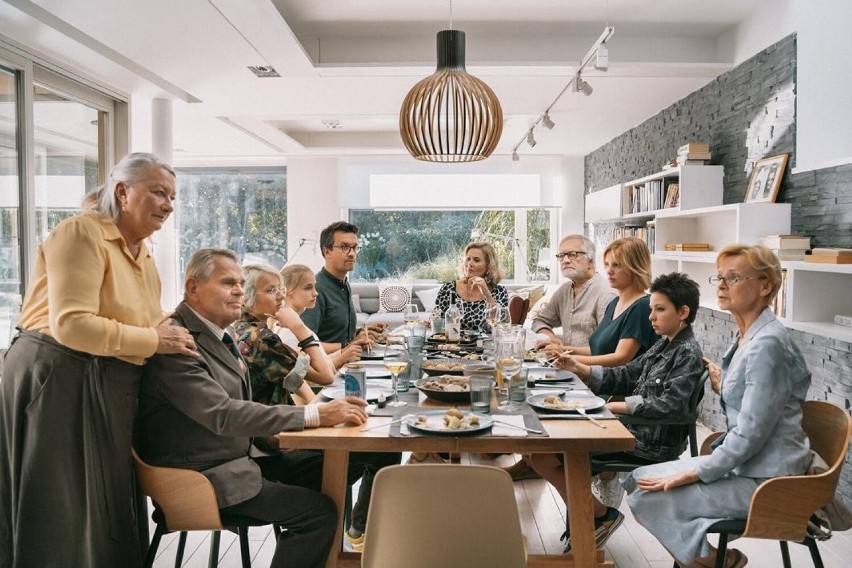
[575,407,607,429]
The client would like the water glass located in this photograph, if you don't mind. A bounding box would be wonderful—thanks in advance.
[468,374,493,414]
[509,367,528,402]
[406,334,425,352]
[430,314,445,334]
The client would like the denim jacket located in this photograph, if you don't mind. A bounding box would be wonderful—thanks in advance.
[588,325,705,461]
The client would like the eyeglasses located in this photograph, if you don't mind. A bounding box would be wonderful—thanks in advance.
[263,286,282,295]
[330,244,362,254]
[555,251,587,261]
[708,274,768,286]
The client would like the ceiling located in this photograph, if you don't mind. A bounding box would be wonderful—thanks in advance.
[0,0,772,162]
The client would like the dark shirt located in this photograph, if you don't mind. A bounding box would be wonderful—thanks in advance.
[301,267,356,345]
[589,326,705,461]
[588,295,658,358]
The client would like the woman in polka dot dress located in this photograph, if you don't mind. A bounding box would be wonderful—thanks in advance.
[434,242,509,332]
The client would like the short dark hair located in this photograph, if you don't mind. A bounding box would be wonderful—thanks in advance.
[320,221,359,254]
[649,272,700,325]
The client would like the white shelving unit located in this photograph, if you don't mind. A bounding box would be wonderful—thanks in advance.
[782,261,852,342]
[621,165,724,218]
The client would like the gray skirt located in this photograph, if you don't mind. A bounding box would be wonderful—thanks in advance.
[0,331,145,568]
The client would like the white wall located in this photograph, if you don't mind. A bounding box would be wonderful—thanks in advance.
[717,0,795,65]
[794,0,852,171]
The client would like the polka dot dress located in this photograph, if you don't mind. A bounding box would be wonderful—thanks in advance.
[434,281,509,332]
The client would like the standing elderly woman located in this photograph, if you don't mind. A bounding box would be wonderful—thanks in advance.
[626,244,812,568]
[236,265,332,405]
[552,236,658,366]
[434,242,509,332]
[0,153,196,568]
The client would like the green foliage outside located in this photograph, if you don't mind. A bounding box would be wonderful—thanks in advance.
[176,169,287,281]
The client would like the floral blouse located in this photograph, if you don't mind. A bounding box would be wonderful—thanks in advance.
[235,312,306,406]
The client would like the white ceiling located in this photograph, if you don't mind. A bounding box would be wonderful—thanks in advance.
[0,0,774,162]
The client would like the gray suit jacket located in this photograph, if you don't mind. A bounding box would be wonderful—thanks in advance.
[696,307,812,483]
[138,302,307,508]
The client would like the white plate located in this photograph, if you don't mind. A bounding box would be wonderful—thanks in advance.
[404,409,493,435]
[526,391,606,413]
[320,380,395,402]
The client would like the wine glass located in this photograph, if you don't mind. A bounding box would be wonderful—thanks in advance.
[485,305,510,335]
[403,303,419,327]
[384,342,409,407]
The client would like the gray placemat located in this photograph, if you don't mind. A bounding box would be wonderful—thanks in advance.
[534,407,619,420]
[388,404,548,438]
[369,389,420,416]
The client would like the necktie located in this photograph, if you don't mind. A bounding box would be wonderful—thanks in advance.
[222,333,240,360]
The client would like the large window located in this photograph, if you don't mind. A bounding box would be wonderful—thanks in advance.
[175,168,287,281]
[0,65,20,349]
[349,208,553,282]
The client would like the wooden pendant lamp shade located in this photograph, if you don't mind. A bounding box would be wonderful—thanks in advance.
[399,30,503,163]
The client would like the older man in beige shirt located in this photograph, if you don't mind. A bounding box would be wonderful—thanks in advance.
[505,235,614,482]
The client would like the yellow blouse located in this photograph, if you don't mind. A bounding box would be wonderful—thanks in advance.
[17,211,162,365]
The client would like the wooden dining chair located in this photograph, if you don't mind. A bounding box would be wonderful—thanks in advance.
[361,464,527,568]
[508,294,530,325]
[675,400,852,568]
[132,448,271,568]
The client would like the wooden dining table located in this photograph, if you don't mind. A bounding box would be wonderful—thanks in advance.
[276,395,634,568]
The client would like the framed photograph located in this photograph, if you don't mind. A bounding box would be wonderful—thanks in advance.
[744,153,788,203]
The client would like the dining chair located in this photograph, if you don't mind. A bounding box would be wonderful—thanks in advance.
[674,400,852,568]
[361,464,527,568]
[508,295,529,325]
[132,448,272,568]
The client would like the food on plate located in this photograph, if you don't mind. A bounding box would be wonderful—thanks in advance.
[541,395,590,411]
[441,409,480,430]
[423,361,466,372]
[420,376,470,392]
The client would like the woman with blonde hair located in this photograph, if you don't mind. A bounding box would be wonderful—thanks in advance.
[280,264,362,373]
[434,242,509,332]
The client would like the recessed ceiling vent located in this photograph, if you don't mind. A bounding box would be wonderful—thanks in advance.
[248,65,280,78]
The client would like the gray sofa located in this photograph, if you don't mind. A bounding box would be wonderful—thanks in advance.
[349,281,532,328]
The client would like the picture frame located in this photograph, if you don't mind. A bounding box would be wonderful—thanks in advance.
[744,153,789,203]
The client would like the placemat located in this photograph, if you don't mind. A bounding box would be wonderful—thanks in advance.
[368,389,420,416]
[388,404,548,438]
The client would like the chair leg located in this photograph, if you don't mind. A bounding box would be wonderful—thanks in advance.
[174,532,188,568]
[804,537,825,568]
[208,531,221,568]
[780,540,792,568]
[239,527,252,568]
[144,524,167,568]
[714,533,729,568]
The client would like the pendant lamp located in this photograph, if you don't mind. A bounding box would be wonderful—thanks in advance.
[399,29,503,162]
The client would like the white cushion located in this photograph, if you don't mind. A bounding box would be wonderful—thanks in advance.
[351,293,363,313]
[377,282,413,313]
[415,286,441,313]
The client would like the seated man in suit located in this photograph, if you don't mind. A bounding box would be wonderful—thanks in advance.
[137,248,369,568]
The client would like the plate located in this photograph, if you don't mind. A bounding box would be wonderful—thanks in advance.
[320,380,395,403]
[415,376,471,403]
[422,359,466,376]
[404,409,493,435]
[524,367,577,383]
[526,391,606,413]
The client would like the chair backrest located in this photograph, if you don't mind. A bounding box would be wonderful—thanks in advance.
[686,369,710,420]
[361,464,527,568]
[742,400,852,541]
[132,448,224,532]
[507,295,529,325]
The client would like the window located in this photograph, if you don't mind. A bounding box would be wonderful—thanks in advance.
[0,65,20,349]
[175,168,287,281]
[348,208,554,282]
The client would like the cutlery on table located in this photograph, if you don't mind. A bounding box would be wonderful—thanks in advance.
[575,407,607,429]
[491,419,543,435]
[360,415,412,432]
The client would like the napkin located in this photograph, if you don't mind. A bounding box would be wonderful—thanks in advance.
[490,415,528,437]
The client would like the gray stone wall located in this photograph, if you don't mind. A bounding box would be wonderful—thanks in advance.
[584,32,852,504]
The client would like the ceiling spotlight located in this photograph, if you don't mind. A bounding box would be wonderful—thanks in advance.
[574,77,593,96]
[526,130,536,147]
[595,45,609,71]
[512,151,520,161]
[542,112,555,130]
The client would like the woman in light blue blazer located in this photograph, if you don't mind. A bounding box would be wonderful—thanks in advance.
[625,244,811,568]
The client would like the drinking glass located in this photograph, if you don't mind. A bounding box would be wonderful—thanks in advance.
[485,305,510,333]
[403,303,419,326]
[469,374,493,414]
[384,347,409,407]
[496,334,524,410]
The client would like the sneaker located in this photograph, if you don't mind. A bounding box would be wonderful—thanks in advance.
[344,530,365,553]
[561,507,624,553]
[504,459,542,482]
[406,452,447,465]
[593,472,626,507]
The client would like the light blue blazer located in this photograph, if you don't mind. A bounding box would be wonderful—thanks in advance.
[696,307,811,483]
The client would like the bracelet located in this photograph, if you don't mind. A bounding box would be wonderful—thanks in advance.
[298,336,319,349]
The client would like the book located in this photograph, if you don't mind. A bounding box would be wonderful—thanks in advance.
[676,151,712,160]
[676,158,709,166]
[678,142,710,154]
[760,235,812,250]
[835,315,852,328]
[664,243,711,251]
[805,255,852,264]
[663,183,680,208]
[811,248,852,257]
[771,269,788,317]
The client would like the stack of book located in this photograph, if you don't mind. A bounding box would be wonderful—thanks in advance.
[760,234,812,261]
[664,243,711,252]
[676,143,711,166]
[806,248,852,264]
[835,315,852,328]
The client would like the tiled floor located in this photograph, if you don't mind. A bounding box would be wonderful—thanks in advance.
[149,424,852,567]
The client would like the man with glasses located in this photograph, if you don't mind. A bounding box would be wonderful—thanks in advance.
[533,234,615,354]
[302,221,379,354]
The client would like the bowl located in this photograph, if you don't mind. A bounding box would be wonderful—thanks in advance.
[415,376,471,403]
[422,359,466,376]
[462,363,497,380]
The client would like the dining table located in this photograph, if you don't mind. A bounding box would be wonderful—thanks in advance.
[276,387,635,568]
